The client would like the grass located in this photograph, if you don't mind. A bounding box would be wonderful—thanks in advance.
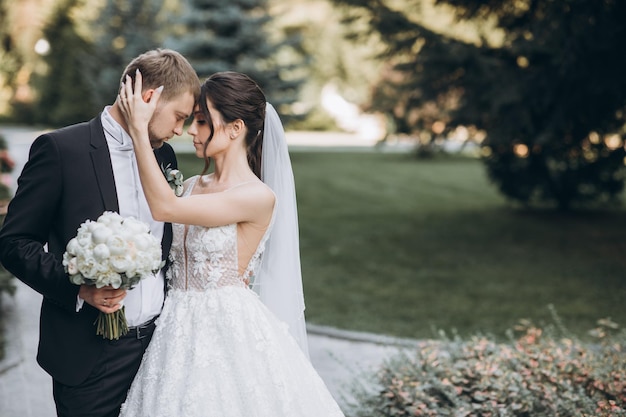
[177,151,626,341]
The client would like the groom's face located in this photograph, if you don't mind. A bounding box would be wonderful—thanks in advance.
[147,91,195,149]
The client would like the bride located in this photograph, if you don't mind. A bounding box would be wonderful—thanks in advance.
[116,70,345,416]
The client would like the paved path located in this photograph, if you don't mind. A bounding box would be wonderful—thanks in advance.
[0,125,417,416]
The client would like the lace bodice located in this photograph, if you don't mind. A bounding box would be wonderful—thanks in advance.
[166,176,271,291]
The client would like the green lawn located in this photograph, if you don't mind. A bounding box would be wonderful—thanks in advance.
[177,151,626,340]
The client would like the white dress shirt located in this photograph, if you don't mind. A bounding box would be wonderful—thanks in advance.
[77,107,165,327]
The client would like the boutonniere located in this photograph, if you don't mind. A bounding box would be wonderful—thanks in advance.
[161,163,184,197]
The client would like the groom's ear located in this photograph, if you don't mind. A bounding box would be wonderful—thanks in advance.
[142,89,156,103]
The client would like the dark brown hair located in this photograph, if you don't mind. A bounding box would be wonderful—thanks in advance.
[198,72,266,178]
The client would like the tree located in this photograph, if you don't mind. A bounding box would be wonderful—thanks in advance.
[331,0,626,209]
[165,0,306,118]
[34,0,96,126]
[33,0,168,125]
[270,0,385,131]
[85,0,165,110]
[0,0,27,120]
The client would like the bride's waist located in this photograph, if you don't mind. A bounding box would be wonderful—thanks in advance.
[167,282,249,293]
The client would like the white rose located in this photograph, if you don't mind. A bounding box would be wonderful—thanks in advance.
[77,220,92,232]
[97,270,123,289]
[109,273,123,289]
[96,215,110,226]
[76,232,92,248]
[66,257,79,275]
[92,221,103,231]
[133,255,150,273]
[99,211,123,226]
[123,217,150,235]
[110,255,132,273]
[76,256,99,279]
[62,252,71,267]
[95,274,111,289]
[108,221,123,234]
[132,234,154,251]
[93,243,111,262]
[91,225,113,244]
[69,273,85,285]
[106,235,127,256]
[65,238,81,256]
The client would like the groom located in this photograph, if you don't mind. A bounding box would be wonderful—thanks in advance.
[0,49,199,417]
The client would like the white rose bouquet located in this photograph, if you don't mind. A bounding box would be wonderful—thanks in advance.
[62,211,164,340]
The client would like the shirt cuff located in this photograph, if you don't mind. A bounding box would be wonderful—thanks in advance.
[76,295,84,312]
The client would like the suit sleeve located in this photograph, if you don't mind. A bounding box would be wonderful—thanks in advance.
[0,134,78,311]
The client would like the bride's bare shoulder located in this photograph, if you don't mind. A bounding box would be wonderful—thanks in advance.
[236,180,275,206]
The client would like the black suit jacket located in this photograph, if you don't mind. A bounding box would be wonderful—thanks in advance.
[0,115,176,386]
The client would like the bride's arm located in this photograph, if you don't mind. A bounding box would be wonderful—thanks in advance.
[118,71,274,228]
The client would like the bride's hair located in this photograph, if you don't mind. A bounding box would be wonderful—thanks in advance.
[198,72,267,178]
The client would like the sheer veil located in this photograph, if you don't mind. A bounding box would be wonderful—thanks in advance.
[252,102,309,358]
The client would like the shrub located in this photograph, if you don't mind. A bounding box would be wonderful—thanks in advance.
[348,318,625,417]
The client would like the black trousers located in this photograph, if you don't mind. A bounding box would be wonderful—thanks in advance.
[52,323,155,417]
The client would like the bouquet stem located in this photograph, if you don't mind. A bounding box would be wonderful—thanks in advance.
[95,306,129,340]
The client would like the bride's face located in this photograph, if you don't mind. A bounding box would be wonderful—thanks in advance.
[187,102,230,158]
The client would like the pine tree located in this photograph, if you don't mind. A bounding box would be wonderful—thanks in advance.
[34,0,96,126]
[165,0,305,117]
[86,0,164,110]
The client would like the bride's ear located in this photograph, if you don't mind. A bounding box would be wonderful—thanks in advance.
[230,119,245,140]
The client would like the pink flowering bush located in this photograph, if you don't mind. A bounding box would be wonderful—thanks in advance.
[349,318,625,416]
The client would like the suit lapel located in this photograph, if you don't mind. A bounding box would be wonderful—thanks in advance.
[89,115,119,213]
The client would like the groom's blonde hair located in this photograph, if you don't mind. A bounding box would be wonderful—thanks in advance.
[121,49,200,102]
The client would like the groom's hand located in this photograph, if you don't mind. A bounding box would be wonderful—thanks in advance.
[79,285,127,314]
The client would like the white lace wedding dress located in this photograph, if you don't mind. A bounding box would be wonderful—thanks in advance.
[119,177,345,417]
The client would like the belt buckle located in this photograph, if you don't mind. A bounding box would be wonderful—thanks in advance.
[135,323,150,340]
[133,318,155,340]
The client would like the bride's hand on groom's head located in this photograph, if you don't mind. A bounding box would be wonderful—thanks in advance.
[118,69,163,141]
[79,284,127,314]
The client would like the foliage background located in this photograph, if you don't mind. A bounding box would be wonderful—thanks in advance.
[0,0,383,129]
